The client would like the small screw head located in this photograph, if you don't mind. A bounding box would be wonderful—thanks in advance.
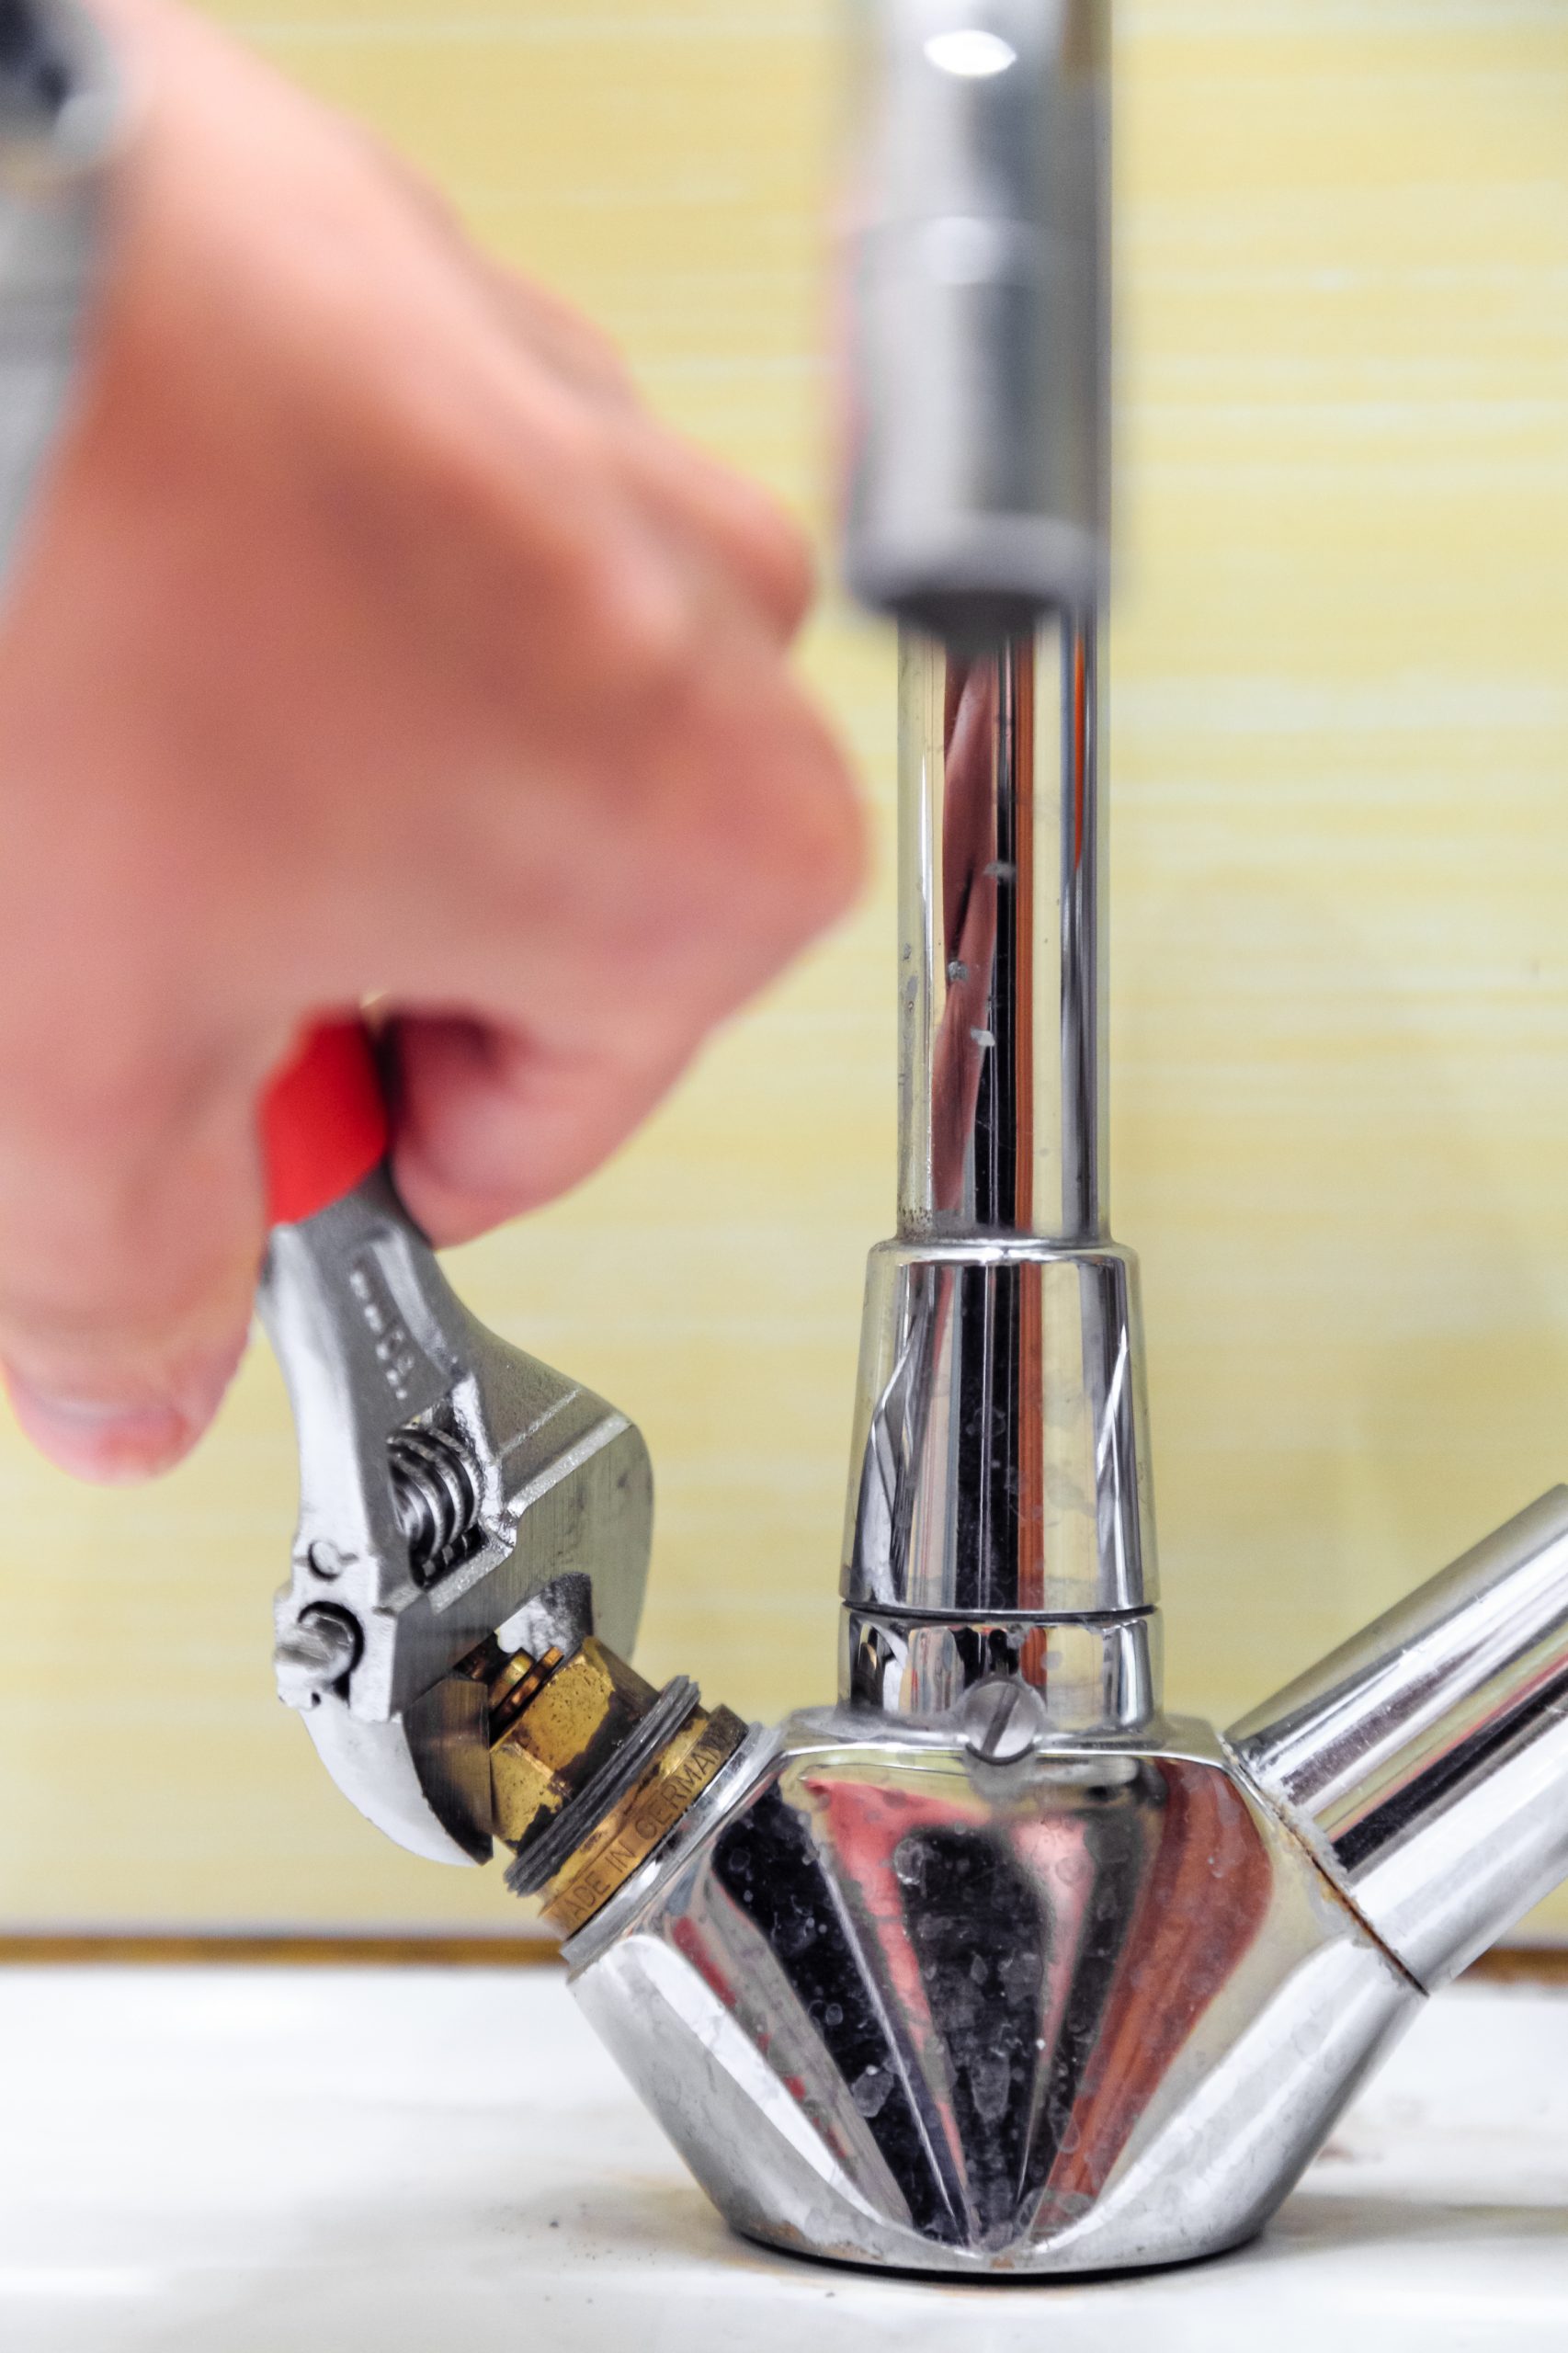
[960,1676,1048,1763]
[306,1539,343,1580]
[275,1607,360,1709]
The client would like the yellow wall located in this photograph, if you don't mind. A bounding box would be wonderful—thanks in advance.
[4,0,1568,1934]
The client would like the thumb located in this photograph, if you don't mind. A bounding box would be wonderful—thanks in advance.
[0,1045,267,1483]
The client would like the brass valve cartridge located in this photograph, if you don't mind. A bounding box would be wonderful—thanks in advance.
[469,1632,745,1939]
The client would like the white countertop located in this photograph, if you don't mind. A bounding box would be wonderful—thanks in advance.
[2,1964,1566,2350]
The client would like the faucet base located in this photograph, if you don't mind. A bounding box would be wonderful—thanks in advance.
[566,1709,1417,2276]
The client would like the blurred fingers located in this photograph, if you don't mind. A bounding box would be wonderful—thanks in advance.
[388,1014,692,1245]
[469,251,815,639]
[608,415,816,642]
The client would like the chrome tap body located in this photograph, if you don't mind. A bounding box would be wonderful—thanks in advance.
[565,623,1568,2272]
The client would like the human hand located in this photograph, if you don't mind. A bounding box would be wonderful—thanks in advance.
[0,0,863,1482]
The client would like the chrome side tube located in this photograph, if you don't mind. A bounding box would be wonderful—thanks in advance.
[1230,1486,1568,1987]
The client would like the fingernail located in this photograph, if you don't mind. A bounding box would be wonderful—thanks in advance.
[3,1345,244,1484]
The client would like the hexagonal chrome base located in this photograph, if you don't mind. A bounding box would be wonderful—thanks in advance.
[566,1711,1418,2275]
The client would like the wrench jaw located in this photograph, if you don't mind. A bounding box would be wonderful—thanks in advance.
[260,1171,653,1866]
[294,1677,494,1867]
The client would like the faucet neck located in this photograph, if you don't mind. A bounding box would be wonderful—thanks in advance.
[842,618,1160,1729]
[898,615,1106,1243]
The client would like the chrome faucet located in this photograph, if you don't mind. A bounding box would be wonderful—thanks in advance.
[265,0,1568,2279]
[569,0,1568,2271]
[565,616,1568,2272]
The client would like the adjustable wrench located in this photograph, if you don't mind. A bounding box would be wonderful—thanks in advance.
[259,1023,653,1868]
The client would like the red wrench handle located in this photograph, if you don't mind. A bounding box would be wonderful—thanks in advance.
[261,1018,390,1226]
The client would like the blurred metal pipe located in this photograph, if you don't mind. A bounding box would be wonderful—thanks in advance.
[0,0,120,582]
[841,0,1109,643]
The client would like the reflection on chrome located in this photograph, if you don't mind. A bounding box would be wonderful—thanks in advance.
[923,28,1018,78]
